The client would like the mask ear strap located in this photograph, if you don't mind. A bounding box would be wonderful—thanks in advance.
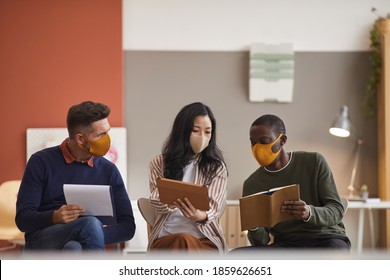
[75,133,85,145]
[276,134,283,142]
[272,134,283,153]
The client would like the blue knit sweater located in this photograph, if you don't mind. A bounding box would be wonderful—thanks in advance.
[16,145,136,244]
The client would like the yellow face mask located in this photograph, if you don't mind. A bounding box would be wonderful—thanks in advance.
[80,133,111,157]
[251,134,282,167]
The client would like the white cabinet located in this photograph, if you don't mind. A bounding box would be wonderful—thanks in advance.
[220,201,249,249]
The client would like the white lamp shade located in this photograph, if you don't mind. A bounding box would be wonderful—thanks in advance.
[329,127,350,137]
[329,105,352,138]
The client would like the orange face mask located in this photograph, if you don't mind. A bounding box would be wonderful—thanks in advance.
[251,134,282,166]
[80,133,111,157]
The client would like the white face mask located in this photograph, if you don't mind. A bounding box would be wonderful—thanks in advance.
[190,134,210,154]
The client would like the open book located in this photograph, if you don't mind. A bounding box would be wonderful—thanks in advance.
[239,184,300,230]
[156,178,210,211]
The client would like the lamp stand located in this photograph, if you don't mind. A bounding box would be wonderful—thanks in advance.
[347,139,364,199]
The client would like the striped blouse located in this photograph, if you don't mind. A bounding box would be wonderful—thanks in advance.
[148,154,228,254]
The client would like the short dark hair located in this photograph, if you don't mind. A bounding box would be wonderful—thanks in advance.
[251,114,286,135]
[67,101,111,138]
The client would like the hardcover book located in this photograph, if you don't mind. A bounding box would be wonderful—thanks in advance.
[156,178,210,211]
[239,184,300,230]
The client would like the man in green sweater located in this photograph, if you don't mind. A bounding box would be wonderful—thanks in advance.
[241,114,350,249]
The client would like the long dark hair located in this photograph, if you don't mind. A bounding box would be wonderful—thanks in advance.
[162,102,226,184]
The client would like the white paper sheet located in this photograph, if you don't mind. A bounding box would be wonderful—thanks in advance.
[63,184,114,217]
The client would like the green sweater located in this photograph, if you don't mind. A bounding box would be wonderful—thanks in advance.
[243,151,348,246]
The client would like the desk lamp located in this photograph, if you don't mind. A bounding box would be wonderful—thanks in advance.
[329,105,364,199]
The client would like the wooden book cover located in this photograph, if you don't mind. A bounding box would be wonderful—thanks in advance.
[156,178,210,211]
[239,184,300,230]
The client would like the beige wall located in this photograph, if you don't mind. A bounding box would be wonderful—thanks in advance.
[123,0,390,51]
[124,51,376,201]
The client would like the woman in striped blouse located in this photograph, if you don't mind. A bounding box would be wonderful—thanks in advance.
[148,102,228,254]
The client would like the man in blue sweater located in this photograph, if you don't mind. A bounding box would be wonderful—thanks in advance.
[16,101,136,250]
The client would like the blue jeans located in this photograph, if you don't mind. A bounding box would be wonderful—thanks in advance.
[25,216,105,250]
